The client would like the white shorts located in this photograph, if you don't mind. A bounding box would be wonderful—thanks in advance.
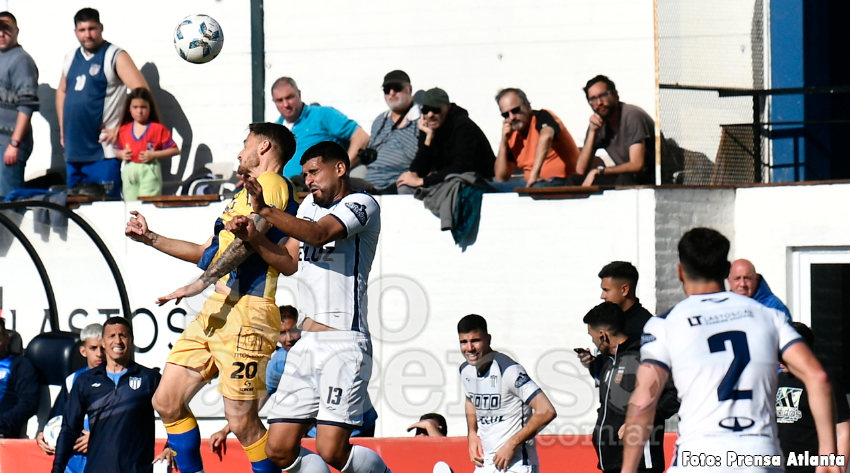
[266,330,372,427]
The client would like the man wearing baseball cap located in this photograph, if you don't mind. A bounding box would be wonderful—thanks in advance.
[360,70,420,193]
[396,87,494,192]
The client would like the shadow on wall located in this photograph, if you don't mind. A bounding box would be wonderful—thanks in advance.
[141,62,193,188]
[36,84,64,175]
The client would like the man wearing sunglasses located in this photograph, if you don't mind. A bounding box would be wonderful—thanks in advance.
[362,70,420,194]
[492,88,579,191]
[396,87,495,192]
[569,75,655,187]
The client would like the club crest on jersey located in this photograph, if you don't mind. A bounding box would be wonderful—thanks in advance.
[89,64,101,76]
[129,377,142,390]
[515,372,531,388]
[776,387,804,423]
[490,375,498,387]
[641,333,657,346]
[345,202,368,225]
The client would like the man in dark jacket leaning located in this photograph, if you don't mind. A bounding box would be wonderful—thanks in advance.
[581,302,679,473]
[396,87,495,193]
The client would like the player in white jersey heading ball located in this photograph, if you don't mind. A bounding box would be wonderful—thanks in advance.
[621,228,838,473]
[228,140,389,473]
[458,314,557,473]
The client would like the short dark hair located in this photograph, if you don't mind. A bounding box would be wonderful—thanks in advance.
[300,140,350,169]
[0,12,18,26]
[419,412,448,435]
[271,77,299,94]
[792,322,815,348]
[678,227,731,284]
[249,122,297,165]
[457,314,488,335]
[598,261,639,288]
[74,8,100,25]
[103,317,133,338]
[582,301,625,335]
[495,88,529,106]
[583,75,617,99]
[279,305,298,323]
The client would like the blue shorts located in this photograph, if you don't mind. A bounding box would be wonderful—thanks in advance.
[66,159,122,197]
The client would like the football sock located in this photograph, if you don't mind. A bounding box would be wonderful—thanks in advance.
[341,445,392,473]
[244,431,281,473]
[163,415,204,473]
[282,447,331,473]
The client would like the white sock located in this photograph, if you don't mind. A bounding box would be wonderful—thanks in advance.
[341,445,392,473]
[283,447,331,473]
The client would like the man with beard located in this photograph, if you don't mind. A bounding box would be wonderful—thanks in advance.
[361,70,420,194]
[491,88,579,191]
[569,75,655,187]
[125,123,299,473]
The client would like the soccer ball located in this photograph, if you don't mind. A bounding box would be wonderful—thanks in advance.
[44,415,63,449]
[173,14,224,64]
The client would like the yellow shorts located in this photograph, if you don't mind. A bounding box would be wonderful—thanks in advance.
[167,292,280,400]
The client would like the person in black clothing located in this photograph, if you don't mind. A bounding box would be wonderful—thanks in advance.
[583,302,678,473]
[0,317,38,438]
[52,317,161,473]
[395,87,495,192]
[777,322,850,472]
[579,262,653,379]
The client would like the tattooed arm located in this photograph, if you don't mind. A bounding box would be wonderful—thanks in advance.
[156,214,272,306]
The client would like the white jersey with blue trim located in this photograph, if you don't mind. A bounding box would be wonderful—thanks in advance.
[295,191,380,334]
[460,352,543,468]
[640,291,802,452]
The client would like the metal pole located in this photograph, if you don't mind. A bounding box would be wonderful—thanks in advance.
[753,94,762,183]
[250,0,265,123]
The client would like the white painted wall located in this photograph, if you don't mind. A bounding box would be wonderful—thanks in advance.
[10,0,656,186]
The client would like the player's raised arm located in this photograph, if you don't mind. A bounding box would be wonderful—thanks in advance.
[245,177,347,247]
[621,362,668,473]
[782,341,838,463]
[125,211,212,263]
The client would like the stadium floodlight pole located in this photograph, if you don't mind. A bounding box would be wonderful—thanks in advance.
[0,201,132,326]
[0,210,59,331]
[250,0,265,122]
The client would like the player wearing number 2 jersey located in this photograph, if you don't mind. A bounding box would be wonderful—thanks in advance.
[458,314,557,473]
[621,228,838,473]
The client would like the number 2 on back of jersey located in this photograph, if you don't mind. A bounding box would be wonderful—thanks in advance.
[707,331,753,401]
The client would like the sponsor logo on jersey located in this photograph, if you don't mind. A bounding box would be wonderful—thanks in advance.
[129,377,142,390]
[515,372,531,388]
[91,382,101,387]
[695,310,754,326]
[718,416,755,432]
[345,202,368,226]
[641,333,657,346]
[776,387,804,423]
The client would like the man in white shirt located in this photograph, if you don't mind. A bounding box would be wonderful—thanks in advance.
[621,228,839,473]
[458,314,557,472]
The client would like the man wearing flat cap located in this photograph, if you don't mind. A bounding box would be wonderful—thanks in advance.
[396,87,495,191]
[360,70,420,193]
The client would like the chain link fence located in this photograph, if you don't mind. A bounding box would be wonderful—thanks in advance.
[657,0,768,184]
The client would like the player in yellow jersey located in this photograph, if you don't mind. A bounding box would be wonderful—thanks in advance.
[125,123,299,473]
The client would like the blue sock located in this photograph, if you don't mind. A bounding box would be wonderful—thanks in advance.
[164,416,204,473]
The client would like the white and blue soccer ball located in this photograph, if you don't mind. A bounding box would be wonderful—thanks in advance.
[173,14,224,64]
[44,415,63,449]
